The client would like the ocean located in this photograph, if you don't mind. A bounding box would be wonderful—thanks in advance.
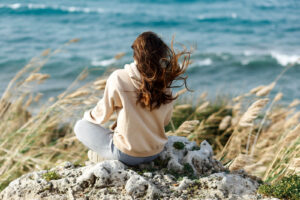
[0,0,299,105]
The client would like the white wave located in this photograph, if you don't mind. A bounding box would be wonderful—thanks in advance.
[198,58,212,66]
[83,8,91,13]
[243,50,253,56]
[91,58,115,67]
[197,13,237,20]
[0,3,104,14]
[271,52,300,66]
[9,3,21,9]
[231,13,237,19]
[197,15,206,20]
[241,59,250,65]
[68,7,78,12]
[191,58,213,67]
[60,6,104,13]
[28,4,46,9]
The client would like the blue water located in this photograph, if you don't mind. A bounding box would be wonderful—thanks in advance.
[0,0,300,105]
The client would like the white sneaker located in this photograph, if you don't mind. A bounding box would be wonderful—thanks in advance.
[87,150,107,163]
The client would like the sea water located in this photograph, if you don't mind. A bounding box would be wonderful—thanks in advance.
[0,0,299,104]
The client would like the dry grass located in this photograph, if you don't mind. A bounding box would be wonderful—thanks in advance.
[0,42,299,191]
[0,39,116,190]
[239,98,269,128]
[166,60,299,183]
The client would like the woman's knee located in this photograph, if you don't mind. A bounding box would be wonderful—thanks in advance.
[74,119,87,138]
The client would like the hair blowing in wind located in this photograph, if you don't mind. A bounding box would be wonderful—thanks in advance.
[131,31,193,111]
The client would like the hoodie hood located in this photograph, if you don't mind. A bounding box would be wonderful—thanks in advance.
[124,61,172,94]
[124,61,142,89]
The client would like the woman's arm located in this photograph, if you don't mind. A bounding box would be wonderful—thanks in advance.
[83,71,122,125]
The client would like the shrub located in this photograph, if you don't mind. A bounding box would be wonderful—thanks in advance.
[173,142,185,150]
[42,171,61,182]
[258,175,300,200]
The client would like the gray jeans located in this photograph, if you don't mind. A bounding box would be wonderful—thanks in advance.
[74,119,160,166]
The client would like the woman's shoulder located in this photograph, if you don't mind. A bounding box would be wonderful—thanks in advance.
[107,69,135,91]
[107,69,128,83]
[109,68,125,78]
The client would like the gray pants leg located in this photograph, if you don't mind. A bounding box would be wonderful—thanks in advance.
[74,119,160,166]
[74,119,115,160]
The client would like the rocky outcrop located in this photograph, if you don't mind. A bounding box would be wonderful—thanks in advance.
[0,136,276,200]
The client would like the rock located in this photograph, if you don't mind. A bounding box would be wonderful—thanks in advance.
[143,172,153,178]
[160,136,225,175]
[195,172,259,199]
[163,174,174,183]
[125,174,158,199]
[176,177,195,191]
[0,136,277,200]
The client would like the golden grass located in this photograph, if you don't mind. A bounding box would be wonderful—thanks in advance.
[0,42,299,191]
[255,82,276,97]
[166,60,299,183]
[239,98,269,127]
[0,40,112,190]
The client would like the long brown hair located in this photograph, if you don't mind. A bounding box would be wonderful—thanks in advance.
[131,31,192,111]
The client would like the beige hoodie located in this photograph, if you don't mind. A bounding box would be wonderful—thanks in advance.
[83,62,174,157]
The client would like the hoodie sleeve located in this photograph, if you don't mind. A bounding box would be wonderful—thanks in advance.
[83,71,122,125]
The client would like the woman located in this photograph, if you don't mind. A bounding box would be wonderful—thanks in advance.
[74,31,191,166]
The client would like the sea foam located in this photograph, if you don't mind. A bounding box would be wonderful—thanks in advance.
[190,58,213,68]
[271,52,300,66]
[91,58,116,67]
[0,3,104,14]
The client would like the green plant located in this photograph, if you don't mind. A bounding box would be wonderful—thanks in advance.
[0,180,10,192]
[42,171,61,182]
[183,163,194,176]
[153,157,171,168]
[192,146,200,151]
[173,142,185,150]
[258,175,300,200]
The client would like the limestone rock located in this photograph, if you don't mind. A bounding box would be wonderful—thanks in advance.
[158,136,225,176]
[0,136,277,200]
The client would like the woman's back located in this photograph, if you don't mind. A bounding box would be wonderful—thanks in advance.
[107,64,174,157]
